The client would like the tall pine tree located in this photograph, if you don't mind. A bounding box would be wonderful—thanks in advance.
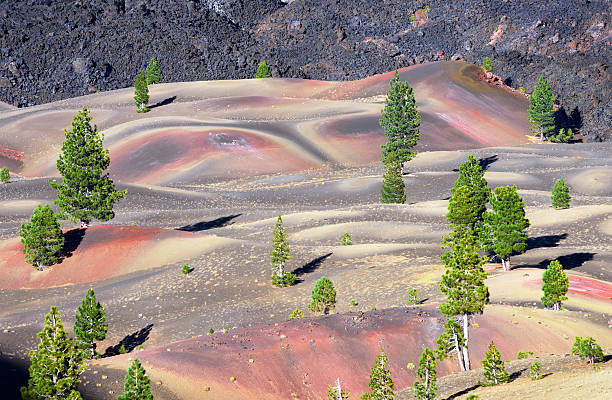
[20,205,64,270]
[145,58,162,85]
[412,347,437,400]
[118,359,153,400]
[479,185,530,271]
[49,108,127,227]
[361,347,395,400]
[256,61,272,78]
[480,342,509,385]
[74,288,108,358]
[439,227,489,371]
[379,71,420,169]
[270,215,296,287]
[551,178,571,209]
[528,75,556,141]
[21,306,86,400]
[448,155,491,231]
[380,152,406,204]
[541,260,569,311]
[134,72,150,112]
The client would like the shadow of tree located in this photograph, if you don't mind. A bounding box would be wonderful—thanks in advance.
[0,356,28,399]
[176,214,242,232]
[526,233,568,251]
[293,253,332,282]
[103,324,153,357]
[56,228,86,264]
[149,96,177,110]
[478,154,498,171]
[518,252,596,270]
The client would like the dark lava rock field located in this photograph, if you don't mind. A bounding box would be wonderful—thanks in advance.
[0,0,610,141]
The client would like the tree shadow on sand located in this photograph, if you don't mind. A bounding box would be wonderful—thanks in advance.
[149,96,176,110]
[526,233,568,251]
[103,323,153,357]
[293,253,333,283]
[176,214,242,232]
[518,252,596,270]
[56,228,86,264]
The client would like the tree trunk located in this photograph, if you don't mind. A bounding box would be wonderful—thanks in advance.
[462,313,471,370]
[336,378,342,400]
[81,221,88,228]
[453,332,466,371]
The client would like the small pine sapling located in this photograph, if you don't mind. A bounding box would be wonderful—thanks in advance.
[289,309,304,320]
[407,289,419,305]
[350,300,358,306]
[118,359,153,400]
[328,378,351,399]
[144,57,162,85]
[412,347,437,400]
[551,178,571,209]
[0,166,9,183]
[529,361,542,380]
[20,205,64,270]
[182,263,193,274]
[550,128,573,143]
[74,288,108,359]
[256,61,272,78]
[341,232,353,246]
[308,277,337,314]
[380,151,406,204]
[482,57,492,72]
[270,215,297,287]
[118,344,128,354]
[134,71,150,112]
[571,337,604,364]
[516,350,534,359]
[541,260,569,310]
[479,342,509,386]
[361,347,395,400]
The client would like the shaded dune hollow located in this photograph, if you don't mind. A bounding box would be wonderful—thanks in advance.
[0,61,529,185]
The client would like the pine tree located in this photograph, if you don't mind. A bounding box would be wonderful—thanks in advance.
[49,108,127,227]
[134,72,150,112]
[412,347,437,400]
[551,178,571,209]
[341,232,352,246]
[270,215,296,287]
[379,71,420,168]
[380,152,406,204]
[480,342,509,386]
[145,58,162,85]
[74,288,108,358]
[20,205,64,270]
[118,359,153,400]
[549,128,573,143]
[435,319,466,370]
[438,227,489,371]
[308,276,337,314]
[482,57,492,72]
[479,185,530,271]
[448,155,491,230]
[20,306,86,400]
[528,75,556,141]
[571,337,604,364]
[328,378,351,400]
[541,260,569,311]
[0,166,9,183]
[256,61,272,78]
[361,348,395,400]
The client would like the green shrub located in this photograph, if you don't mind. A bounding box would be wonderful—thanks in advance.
[482,57,492,72]
[407,288,420,305]
[289,309,304,320]
[182,263,193,274]
[549,128,573,143]
[341,232,352,246]
[256,61,272,78]
[529,361,542,380]
[516,350,534,359]
[308,277,336,314]
[119,344,128,354]
[551,178,571,209]
[572,336,604,364]
[350,299,358,306]
[0,166,9,183]
[20,205,64,270]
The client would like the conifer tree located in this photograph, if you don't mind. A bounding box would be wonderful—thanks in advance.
[20,205,64,270]
[21,306,86,400]
[379,71,420,168]
[480,342,509,386]
[551,178,571,209]
[571,337,604,364]
[134,71,150,112]
[448,155,491,230]
[479,185,530,271]
[49,108,127,227]
[550,128,573,143]
[270,215,296,287]
[328,378,351,400]
[412,347,437,400]
[439,227,488,371]
[361,347,395,400]
[528,75,556,141]
[74,288,108,358]
[435,319,466,370]
[308,276,337,314]
[118,359,153,400]
[256,61,272,78]
[145,58,162,85]
[0,166,9,183]
[380,152,406,204]
[482,57,492,72]
[541,260,569,311]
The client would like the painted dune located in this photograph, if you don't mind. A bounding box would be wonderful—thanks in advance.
[0,61,529,185]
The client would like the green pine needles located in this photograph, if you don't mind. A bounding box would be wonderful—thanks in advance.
[480,342,509,386]
[435,319,466,367]
[482,57,492,72]
[529,361,542,380]
[479,185,530,271]
[20,205,64,270]
[412,347,437,400]
[134,71,150,112]
[380,152,406,204]
[528,74,556,141]
[74,288,108,358]
[571,336,604,364]
[145,58,162,85]
[270,215,296,287]
[328,378,351,400]
[549,128,573,143]
[256,61,272,78]
[379,71,420,167]
[341,232,353,246]
[551,178,571,209]
[308,276,337,314]
[361,347,395,400]
[448,155,491,230]
[541,260,569,310]
[21,306,86,400]
[0,166,9,183]
[49,108,127,227]
[118,359,153,400]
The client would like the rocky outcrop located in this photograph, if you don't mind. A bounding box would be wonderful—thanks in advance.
[0,0,609,141]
